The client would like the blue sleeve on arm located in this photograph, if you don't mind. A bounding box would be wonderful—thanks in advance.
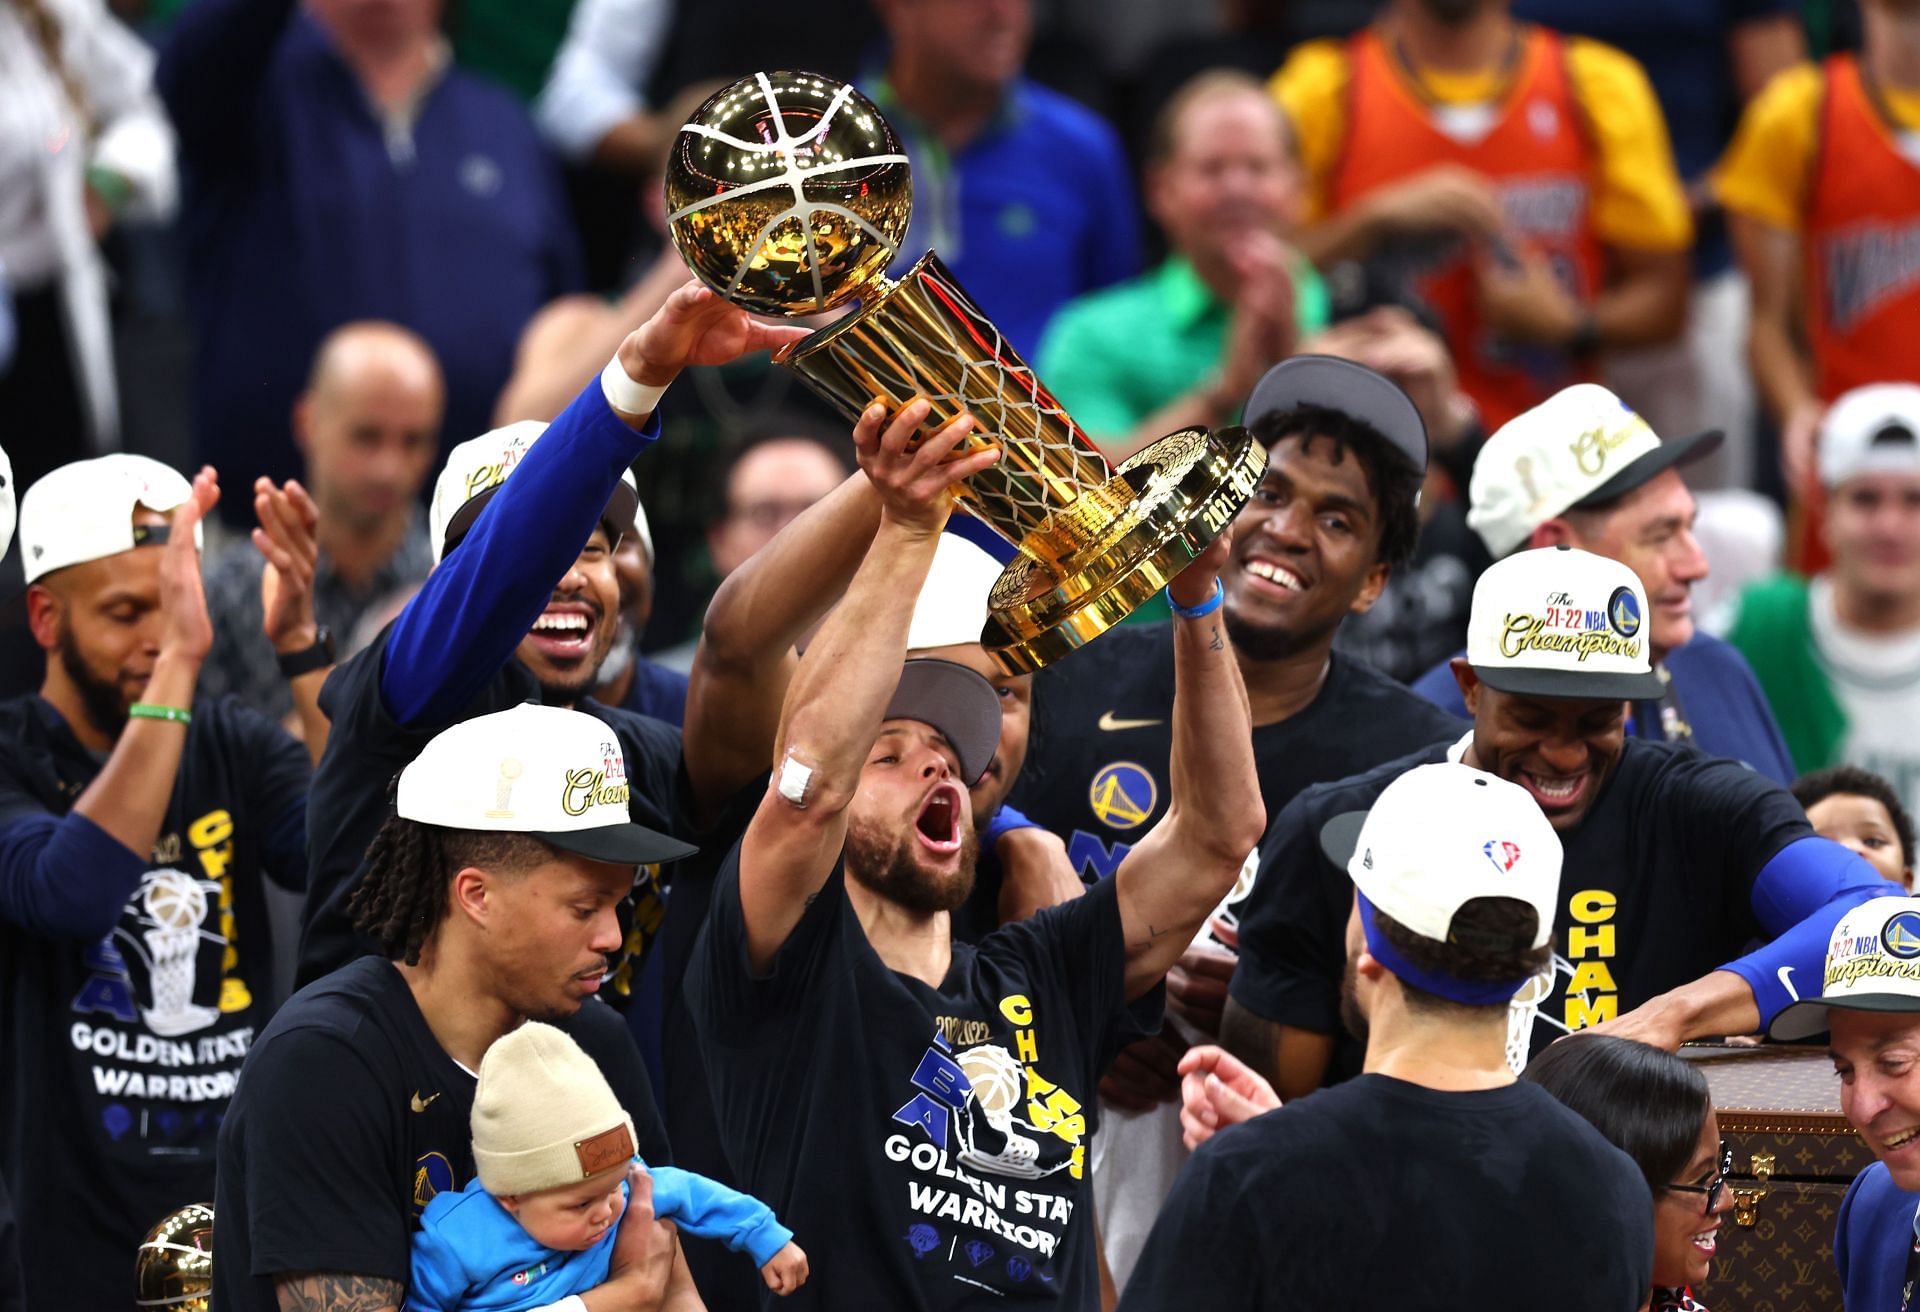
[984,803,1042,848]
[647,1166,793,1269]
[0,812,148,941]
[1723,836,1894,1026]
[381,384,661,728]
[156,0,298,163]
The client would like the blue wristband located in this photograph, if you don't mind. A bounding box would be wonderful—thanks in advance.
[1166,578,1224,620]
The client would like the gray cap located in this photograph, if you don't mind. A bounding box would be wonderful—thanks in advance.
[1243,355,1429,475]
[885,659,1002,787]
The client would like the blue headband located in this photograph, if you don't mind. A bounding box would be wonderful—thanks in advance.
[1356,892,1534,1007]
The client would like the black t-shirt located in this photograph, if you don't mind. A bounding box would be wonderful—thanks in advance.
[1011,625,1461,886]
[213,956,672,1312]
[0,694,308,1312]
[1116,1075,1652,1310]
[297,625,686,984]
[685,843,1161,1309]
[0,1173,22,1312]
[1231,738,1813,1080]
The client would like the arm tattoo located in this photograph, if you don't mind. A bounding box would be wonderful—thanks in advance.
[276,1273,405,1312]
[1128,922,1174,951]
[1208,624,1224,652]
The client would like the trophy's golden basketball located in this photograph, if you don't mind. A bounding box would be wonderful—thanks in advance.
[135,1202,214,1311]
[667,71,1266,671]
[664,71,912,315]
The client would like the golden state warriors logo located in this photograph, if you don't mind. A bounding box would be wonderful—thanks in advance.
[1606,586,1642,640]
[412,1151,455,1217]
[1089,762,1156,831]
[1885,910,1920,959]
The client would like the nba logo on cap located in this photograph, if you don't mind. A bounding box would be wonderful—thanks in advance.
[1483,840,1522,874]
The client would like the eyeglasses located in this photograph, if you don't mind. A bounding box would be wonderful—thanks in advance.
[1666,1142,1734,1212]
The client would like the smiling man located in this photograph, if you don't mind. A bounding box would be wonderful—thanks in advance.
[1770,895,1920,1307]
[1007,354,1461,1286]
[685,401,1266,1309]
[1729,384,1920,806]
[1410,383,1795,782]
[294,282,809,984]
[1225,545,1891,1098]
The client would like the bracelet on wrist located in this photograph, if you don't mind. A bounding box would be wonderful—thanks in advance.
[128,703,191,725]
[1166,577,1224,620]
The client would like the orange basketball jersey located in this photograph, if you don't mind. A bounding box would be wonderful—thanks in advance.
[1806,55,1920,401]
[1330,26,1603,428]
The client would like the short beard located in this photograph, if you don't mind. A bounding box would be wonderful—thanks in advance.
[1222,605,1322,663]
[845,814,978,916]
[1339,956,1369,1044]
[57,627,130,740]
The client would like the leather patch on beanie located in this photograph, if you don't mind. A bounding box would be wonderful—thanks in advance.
[574,1123,635,1178]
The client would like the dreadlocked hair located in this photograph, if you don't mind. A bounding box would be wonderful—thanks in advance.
[349,814,555,965]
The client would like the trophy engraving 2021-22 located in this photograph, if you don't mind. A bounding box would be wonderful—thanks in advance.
[665,70,1267,672]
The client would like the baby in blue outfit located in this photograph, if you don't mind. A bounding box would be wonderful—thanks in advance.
[407,1022,807,1311]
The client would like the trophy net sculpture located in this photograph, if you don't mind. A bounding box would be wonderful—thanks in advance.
[666,70,1266,671]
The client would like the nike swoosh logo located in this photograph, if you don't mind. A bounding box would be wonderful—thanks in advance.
[1777,966,1799,1002]
[410,1091,441,1114]
[1097,711,1164,732]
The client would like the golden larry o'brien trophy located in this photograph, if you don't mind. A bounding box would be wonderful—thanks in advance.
[135,1201,214,1311]
[665,70,1267,672]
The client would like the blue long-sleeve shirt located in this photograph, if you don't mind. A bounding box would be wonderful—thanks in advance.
[406,1158,791,1311]
[1724,835,1892,1028]
[156,0,581,519]
[295,378,673,984]
[1411,631,1798,785]
[1835,1161,1920,1310]
[379,380,660,726]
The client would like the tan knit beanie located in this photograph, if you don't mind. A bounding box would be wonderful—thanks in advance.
[471,1023,637,1196]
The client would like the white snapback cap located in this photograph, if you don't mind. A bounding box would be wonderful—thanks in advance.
[397,704,696,866]
[1464,545,1666,702]
[1467,384,1722,557]
[1818,384,1920,490]
[1769,896,1920,1040]
[1319,763,1562,1002]
[430,421,641,565]
[906,532,1004,653]
[20,454,199,584]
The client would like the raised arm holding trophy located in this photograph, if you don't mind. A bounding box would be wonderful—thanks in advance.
[665,70,1266,671]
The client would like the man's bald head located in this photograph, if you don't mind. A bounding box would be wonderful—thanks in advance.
[295,322,443,536]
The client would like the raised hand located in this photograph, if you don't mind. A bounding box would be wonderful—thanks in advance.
[159,467,220,666]
[852,398,1000,536]
[618,281,814,388]
[251,477,321,656]
[1168,527,1232,612]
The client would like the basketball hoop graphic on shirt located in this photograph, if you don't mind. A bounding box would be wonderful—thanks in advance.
[1505,953,1589,1074]
[121,869,226,1037]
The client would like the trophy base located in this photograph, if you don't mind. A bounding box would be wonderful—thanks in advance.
[981,424,1268,674]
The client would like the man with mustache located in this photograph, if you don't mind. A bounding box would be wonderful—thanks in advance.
[1225,545,1889,1098]
[684,402,1266,1308]
[1271,0,1693,428]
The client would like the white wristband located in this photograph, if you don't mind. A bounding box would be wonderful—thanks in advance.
[600,354,668,417]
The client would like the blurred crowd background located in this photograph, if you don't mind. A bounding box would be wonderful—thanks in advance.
[0,0,1894,740]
